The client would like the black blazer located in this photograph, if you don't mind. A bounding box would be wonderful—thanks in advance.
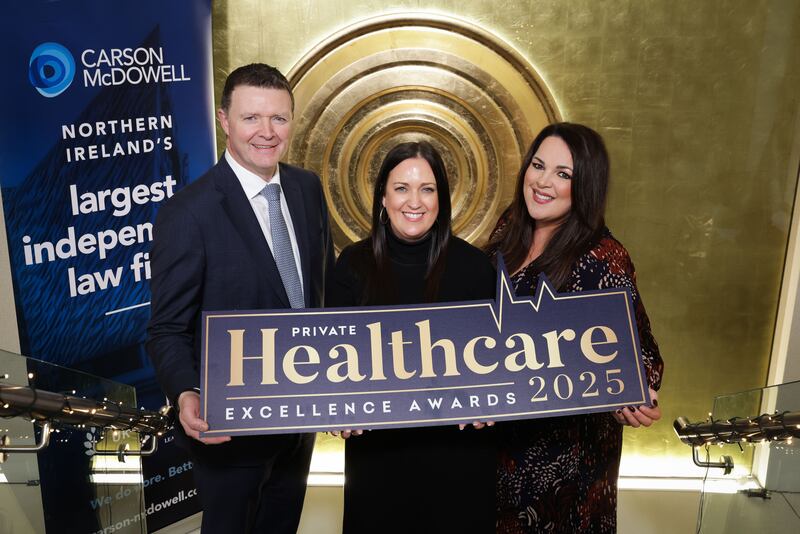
[146,157,334,461]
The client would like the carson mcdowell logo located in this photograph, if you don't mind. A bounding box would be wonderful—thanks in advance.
[28,42,76,98]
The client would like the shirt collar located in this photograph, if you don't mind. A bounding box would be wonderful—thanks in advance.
[225,150,282,199]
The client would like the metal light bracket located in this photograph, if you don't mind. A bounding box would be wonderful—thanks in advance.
[692,446,734,475]
[0,422,52,463]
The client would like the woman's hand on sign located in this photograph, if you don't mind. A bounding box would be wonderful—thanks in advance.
[177,391,231,445]
[612,388,661,428]
[330,429,364,439]
[458,421,495,430]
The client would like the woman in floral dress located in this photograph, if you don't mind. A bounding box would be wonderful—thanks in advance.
[486,123,664,533]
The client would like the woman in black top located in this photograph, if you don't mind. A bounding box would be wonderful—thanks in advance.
[326,141,496,533]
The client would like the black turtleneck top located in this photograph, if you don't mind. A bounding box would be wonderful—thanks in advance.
[326,229,496,306]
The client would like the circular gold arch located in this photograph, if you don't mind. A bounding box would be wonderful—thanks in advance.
[287,13,561,249]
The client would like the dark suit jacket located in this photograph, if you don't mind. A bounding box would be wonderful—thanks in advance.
[146,157,333,463]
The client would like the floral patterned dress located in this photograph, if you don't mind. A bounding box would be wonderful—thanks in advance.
[495,228,664,533]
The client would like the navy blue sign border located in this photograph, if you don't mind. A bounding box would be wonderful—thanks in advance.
[201,267,650,435]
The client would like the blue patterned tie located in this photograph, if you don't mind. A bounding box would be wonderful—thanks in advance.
[261,183,304,308]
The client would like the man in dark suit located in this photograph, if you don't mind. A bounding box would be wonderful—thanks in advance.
[147,63,333,533]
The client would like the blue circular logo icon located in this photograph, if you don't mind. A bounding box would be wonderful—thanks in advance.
[29,42,75,98]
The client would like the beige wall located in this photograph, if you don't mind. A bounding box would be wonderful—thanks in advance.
[0,190,20,354]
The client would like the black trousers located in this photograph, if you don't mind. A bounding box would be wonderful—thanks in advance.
[191,433,315,533]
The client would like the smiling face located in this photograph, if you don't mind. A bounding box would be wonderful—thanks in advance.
[217,85,293,181]
[382,157,440,242]
[523,135,573,230]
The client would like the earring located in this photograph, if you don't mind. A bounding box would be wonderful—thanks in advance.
[379,206,389,225]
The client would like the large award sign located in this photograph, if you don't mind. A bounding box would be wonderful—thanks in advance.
[201,263,650,436]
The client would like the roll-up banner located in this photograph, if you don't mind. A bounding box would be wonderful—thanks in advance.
[0,1,214,531]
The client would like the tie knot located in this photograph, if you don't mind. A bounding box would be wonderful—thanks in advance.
[261,182,281,202]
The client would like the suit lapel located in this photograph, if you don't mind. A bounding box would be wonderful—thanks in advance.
[213,159,290,307]
[280,164,312,307]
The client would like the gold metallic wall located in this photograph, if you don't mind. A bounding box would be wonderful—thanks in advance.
[286,15,559,247]
[211,0,800,476]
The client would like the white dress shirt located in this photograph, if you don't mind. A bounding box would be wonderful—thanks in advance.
[225,151,305,295]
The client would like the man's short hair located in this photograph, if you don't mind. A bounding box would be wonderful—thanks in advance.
[220,63,294,112]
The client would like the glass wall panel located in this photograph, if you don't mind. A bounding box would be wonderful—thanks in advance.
[0,349,147,533]
[696,380,800,533]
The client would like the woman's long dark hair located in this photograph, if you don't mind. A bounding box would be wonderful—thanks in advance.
[362,141,452,303]
[487,122,609,289]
